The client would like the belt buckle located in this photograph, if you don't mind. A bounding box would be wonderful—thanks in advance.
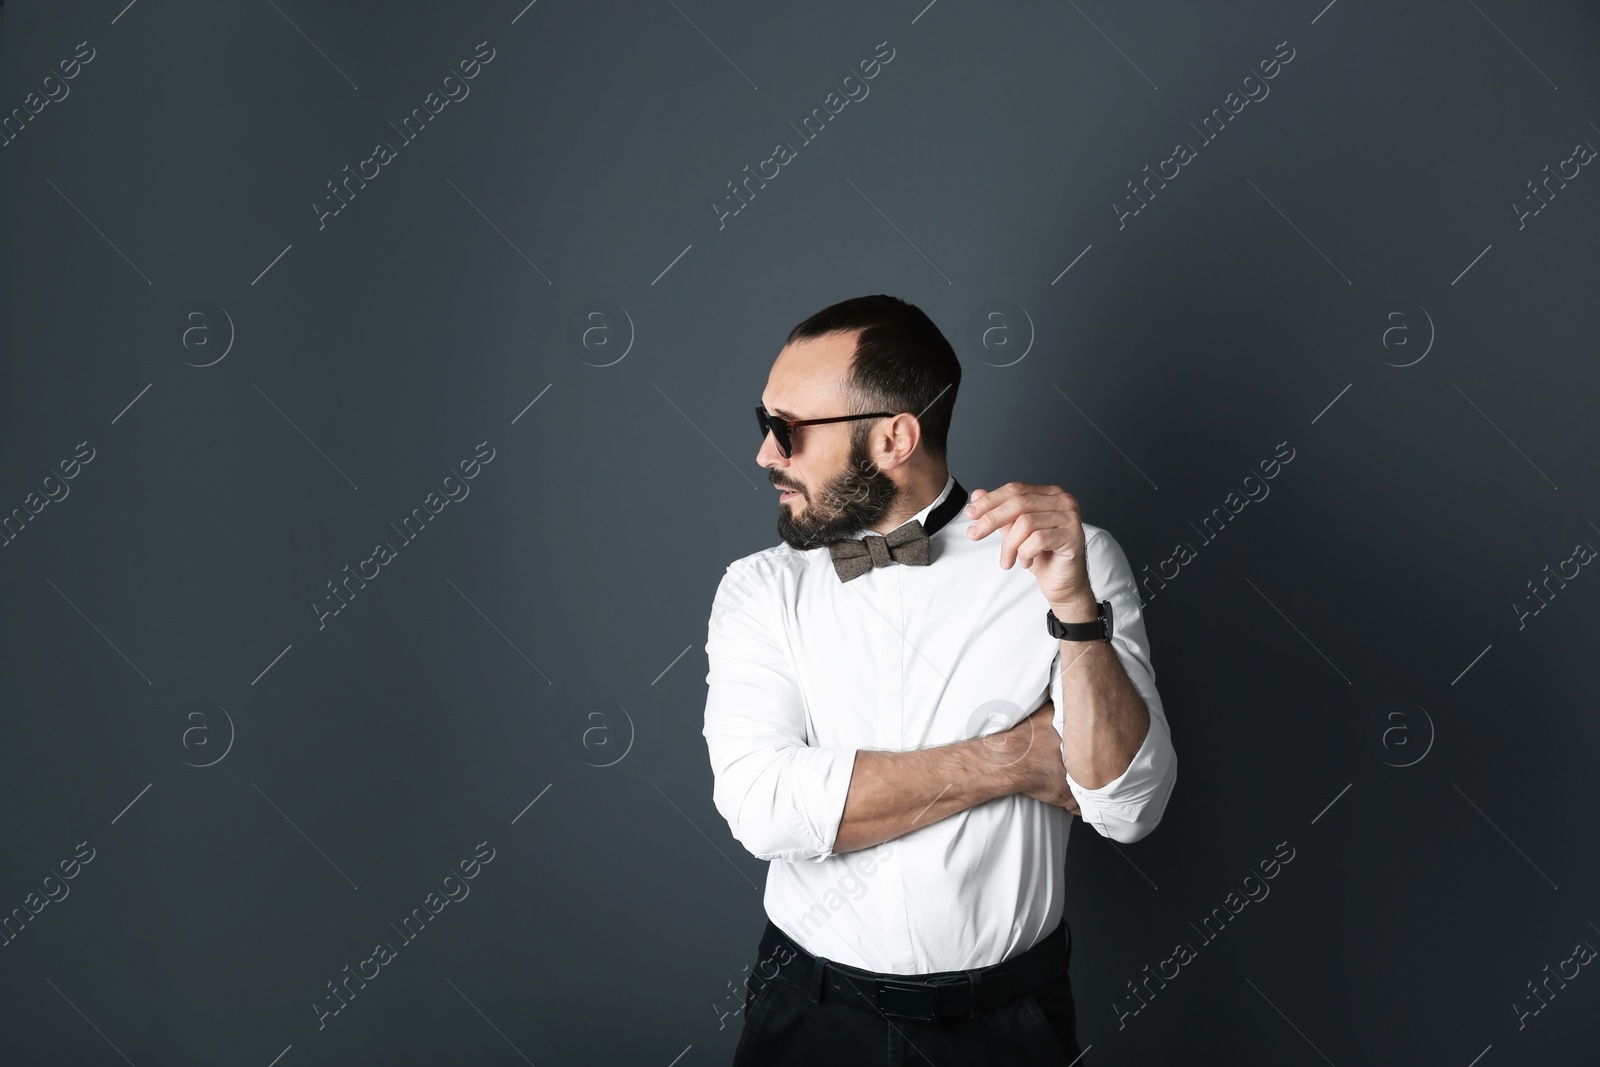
[877,981,940,1022]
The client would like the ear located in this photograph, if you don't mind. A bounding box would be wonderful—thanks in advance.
[888,412,923,465]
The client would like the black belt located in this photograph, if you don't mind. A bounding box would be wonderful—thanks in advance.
[756,918,1072,1023]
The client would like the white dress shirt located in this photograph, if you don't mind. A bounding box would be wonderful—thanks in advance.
[702,473,1177,974]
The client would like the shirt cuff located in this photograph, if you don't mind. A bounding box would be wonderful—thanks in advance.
[1061,705,1176,844]
[775,745,860,863]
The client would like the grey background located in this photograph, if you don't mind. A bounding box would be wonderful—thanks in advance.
[2,0,1597,1063]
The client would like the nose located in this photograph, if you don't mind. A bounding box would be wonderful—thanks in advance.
[758,427,787,467]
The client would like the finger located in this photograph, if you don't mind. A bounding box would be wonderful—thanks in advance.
[1020,502,1083,557]
[1002,512,1073,569]
[1006,517,1058,569]
[969,488,1053,542]
[999,485,1073,523]
[964,482,1034,527]
[970,485,1077,541]
[1014,527,1069,570]
[1000,510,1037,568]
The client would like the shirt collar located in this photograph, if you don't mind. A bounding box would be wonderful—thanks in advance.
[908,472,958,530]
[838,472,960,540]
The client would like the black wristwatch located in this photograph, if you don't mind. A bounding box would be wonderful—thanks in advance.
[1046,599,1113,642]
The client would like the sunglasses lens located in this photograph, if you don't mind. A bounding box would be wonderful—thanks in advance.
[757,408,791,456]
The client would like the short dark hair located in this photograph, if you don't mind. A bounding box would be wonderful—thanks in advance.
[785,294,961,463]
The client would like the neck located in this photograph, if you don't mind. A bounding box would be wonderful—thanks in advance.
[869,465,951,534]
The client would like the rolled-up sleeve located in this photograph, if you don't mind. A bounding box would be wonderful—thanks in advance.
[703,562,859,863]
[1051,528,1177,844]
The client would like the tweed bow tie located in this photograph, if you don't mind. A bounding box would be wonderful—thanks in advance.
[823,476,969,583]
[827,521,931,582]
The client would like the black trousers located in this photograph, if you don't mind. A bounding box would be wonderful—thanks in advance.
[730,919,1083,1066]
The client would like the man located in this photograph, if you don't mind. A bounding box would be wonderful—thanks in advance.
[703,294,1177,1064]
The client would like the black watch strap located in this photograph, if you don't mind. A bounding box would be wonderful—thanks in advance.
[1046,599,1113,641]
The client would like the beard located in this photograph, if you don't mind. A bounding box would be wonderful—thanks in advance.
[774,434,901,550]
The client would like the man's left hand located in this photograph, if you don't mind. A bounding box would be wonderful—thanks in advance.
[964,482,1094,616]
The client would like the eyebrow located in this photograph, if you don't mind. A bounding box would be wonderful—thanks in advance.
[764,404,802,420]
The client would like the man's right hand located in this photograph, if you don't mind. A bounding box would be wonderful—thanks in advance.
[999,701,1080,816]
[834,698,1081,854]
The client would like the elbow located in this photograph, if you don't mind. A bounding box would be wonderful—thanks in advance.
[711,777,822,863]
[1083,750,1177,845]
[705,744,856,863]
[712,781,772,859]
[1103,805,1165,845]
[1088,801,1164,845]
[727,818,799,862]
[732,827,824,863]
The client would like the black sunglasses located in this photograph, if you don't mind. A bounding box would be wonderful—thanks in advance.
[755,406,897,459]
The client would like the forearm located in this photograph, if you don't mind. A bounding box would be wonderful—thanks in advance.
[1053,592,1150,789]
[832,739,1019,854]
